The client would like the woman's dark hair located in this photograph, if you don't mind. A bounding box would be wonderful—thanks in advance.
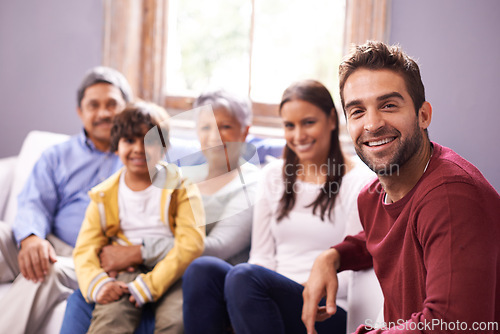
[110,101,170,152]
[277,80,345,222]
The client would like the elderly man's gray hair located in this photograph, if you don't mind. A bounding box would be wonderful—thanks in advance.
[77,66,133,107]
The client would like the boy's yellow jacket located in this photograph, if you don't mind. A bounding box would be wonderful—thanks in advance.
[73,163,205,306]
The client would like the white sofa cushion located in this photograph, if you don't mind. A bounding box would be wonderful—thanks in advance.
[347,268,384,333]
[3,130,69,225]
[0,156,17,221]
[0,131,70,334]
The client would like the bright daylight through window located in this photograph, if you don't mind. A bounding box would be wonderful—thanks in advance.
[165,0,346,125]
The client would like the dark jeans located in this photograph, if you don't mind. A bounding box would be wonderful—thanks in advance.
[59,289,155,334]
[182,256,346,334]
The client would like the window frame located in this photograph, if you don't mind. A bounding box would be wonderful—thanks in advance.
[102,0,390,132]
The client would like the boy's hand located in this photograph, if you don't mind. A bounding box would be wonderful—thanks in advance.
[129,294,141,308]
[18,235,57,283]
[99,244,142,277]
[96,281,128,304]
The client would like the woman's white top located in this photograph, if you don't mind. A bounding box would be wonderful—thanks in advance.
[249,158,375,310]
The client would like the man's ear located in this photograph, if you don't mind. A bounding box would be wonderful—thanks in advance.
[419,102,432,130]
[76,107,83,121]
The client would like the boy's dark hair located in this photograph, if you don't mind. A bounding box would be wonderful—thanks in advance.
[110,102,170,152]
[77,66,133,107]
[339,41,425,115]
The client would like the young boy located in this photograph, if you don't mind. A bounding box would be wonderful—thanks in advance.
[73,102,205,333]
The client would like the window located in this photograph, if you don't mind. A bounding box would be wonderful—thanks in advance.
[103,0,390,132]
[164,0,345,128]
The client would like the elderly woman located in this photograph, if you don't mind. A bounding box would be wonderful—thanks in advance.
[60,91,259,333]
[183,89,260,264]
[182,80,375,334]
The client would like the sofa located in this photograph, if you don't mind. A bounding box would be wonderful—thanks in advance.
[0,130,71,334]
[0,130,383,333]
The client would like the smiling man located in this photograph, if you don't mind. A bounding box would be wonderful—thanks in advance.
[302,41,500,334]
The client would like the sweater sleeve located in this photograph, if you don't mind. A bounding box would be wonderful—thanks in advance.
[127,180,205,306]
[333,231,373,272]
[73,199,114,303]
[354,181,500,334]
[203,206,252,261]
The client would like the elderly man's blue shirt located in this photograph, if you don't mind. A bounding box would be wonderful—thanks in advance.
[12,131,122,247]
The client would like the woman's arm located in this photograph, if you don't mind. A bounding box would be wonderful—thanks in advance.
[203,206,253,261]
[248,165,278,270]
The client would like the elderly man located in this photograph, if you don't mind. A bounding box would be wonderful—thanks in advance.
[0,66,140,333]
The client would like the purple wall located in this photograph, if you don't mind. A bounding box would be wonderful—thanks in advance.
[0,0,103,157]
[389,0,500,191]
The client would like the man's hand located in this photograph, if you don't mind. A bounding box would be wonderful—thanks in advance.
[302,248,341,334]
[95,281,128,304]
[99,244,142,277]
[18,235,57,283]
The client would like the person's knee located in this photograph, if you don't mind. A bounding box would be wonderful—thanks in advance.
[184,257,216,280]
[183,256,230,291]
[40,263,76,295]
[226,263,254,285]
[224,263,259,297]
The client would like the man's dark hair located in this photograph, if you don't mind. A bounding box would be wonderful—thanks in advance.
[339,41,425,115]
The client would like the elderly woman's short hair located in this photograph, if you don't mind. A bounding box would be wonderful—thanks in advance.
[193,89,252,129]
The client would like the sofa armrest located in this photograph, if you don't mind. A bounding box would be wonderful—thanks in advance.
[347,268,384,333]
[0,157,17,222]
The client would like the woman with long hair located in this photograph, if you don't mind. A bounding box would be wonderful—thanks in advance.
[182,80,374,334]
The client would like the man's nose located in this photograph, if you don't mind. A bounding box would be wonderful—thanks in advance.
[96,105,113,118]
[363,110,385,133]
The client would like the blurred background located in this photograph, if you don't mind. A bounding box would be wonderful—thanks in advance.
[0,0,499,191]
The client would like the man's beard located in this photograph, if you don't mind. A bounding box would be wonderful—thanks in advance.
[355,121,423,176]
